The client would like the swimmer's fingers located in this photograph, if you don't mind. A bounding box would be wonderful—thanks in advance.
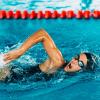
[3,49,22,64]
[4,55,14,64]
[3,53,14,62]
[3,53,10,61]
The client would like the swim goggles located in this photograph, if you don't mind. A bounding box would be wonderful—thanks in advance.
[74,55,85,69]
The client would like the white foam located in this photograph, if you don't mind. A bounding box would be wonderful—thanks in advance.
[0,54,5,68]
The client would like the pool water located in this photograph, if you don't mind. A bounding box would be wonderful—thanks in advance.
[0,0,100,100]
[0,19,100,100]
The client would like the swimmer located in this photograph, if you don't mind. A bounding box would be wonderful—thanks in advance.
[0,29,97,82]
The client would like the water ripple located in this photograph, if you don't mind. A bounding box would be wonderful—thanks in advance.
[0,0,99,11]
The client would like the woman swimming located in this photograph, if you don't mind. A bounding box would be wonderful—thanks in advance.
[0,29,97,82]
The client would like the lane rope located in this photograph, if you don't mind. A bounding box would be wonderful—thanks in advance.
[0,10,100,19]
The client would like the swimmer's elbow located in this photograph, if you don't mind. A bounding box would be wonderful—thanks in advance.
[38,29,46,34]
[38,29,50,42]
[39,29,49,36]
[39,28,45,31]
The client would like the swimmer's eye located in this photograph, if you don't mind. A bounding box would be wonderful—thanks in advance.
[74,55,85,69]
[78,60,85,69]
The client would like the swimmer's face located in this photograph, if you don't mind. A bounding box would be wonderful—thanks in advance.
[64,53,87,72]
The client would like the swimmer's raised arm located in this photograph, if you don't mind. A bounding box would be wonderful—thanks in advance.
[4,29,65,66]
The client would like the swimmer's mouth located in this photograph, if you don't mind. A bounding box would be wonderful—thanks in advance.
[66,63,72,69]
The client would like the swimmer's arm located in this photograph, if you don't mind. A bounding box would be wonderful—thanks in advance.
[4,29,65,66]
[20,29,65,66]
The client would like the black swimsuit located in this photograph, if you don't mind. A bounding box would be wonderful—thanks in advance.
[5,65,53,83]
[4,60,69,83]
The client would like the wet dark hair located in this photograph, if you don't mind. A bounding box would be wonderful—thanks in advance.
[83,52,98,71]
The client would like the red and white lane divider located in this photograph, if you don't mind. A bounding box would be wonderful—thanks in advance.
[0,10,100,19]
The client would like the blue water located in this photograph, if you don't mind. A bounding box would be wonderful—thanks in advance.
[0,19,100,100]
[0,0,100,100]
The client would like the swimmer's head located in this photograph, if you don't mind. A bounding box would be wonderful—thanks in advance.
[64,52,97,73]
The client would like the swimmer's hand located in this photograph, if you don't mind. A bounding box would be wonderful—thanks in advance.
[3,48,24,64]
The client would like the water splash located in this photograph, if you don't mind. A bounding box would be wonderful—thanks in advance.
[80,0,92,10]
[0,54,5,68]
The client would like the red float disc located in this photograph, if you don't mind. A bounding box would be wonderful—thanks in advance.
[83,10,91,19]
[21,10,29,19]
[66,10,75,18]
[6,10,13,19]
[14,10,21,19]
[29,10,37,19]
[44,10,51,19]
[0,10,6,19]
[92,10,100,18]
[51,10,59,18]
[76,10,83,19]
[37,11,44,19]
[60,10,67,18]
